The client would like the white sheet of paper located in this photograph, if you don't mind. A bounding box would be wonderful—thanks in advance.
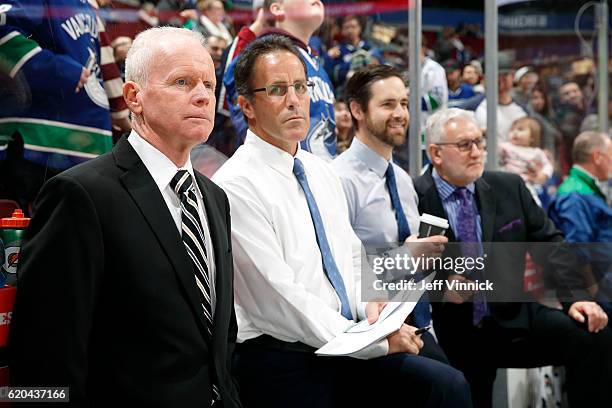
[316,273,434,356]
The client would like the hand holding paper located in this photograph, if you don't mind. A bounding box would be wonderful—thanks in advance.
[316,273,435,357]
[365,301,388,324]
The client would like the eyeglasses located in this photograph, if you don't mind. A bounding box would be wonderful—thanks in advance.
[252,81,313,98]
[435,138,487,152]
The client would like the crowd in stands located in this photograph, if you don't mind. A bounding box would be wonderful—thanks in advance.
[73,0,610,207]
[1,0,611,406]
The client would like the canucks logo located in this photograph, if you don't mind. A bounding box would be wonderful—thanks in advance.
[305,111,336,161]
[84,47,109,109]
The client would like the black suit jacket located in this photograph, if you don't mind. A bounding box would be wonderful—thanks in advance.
[9,137,241,407]
[414,168,591,330]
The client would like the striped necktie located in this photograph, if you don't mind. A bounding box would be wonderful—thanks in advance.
[170,170,220,404]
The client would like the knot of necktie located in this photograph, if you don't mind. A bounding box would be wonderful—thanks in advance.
[170,170,193,197]
[293,157,306,178]
[385,163,396,181]
[454,187,471,202]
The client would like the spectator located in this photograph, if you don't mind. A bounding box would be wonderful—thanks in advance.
[310,16,338,59]
[445,60,475,102]
[555,81,587,174]
[475,54,527,142]
[549,131,612,322]
[0,0,124,211]
[415,108,612,408]
[511,66,538,109]
[462,61,484,94]
[529,87,548,116]
[395,38,448,169]
[580,99,612,135]
[213,0,270,152]
[157,0,195,26]
[204,35,227,70]
[499,117,553,205]
[420,37,448,129]
[137,1,160,27]
[111,36,133,80]
[527,85,559,154]
[213,34,472,408]
[434,26,466,64]
[333,99,354,154]
[223,0,337,161]
[182,0,233,44]
[558,81,586,111]
[326,15,383,90]
[95,0,131,143]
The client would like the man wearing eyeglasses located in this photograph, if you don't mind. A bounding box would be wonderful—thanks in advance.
[222,0,336,160]
[414,108,612,408]
[214,36,472,408]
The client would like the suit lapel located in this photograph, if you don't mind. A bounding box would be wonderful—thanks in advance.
[420,171,457,242]
[113,138,209,337]
[475,176,496,254]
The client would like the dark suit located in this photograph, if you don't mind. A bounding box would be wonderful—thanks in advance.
[415,168,612,408]
[9,137,241,408]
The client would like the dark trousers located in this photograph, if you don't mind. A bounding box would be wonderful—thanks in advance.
[434,302,612,408]
[233,335,472,408]
[420,331,450,364]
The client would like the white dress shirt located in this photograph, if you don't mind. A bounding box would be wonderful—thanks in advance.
[213,130,388,359]
[128,130,216,312]
[333,138,425,293]
[332,137,420,247]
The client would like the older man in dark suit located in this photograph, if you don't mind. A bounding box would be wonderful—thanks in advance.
[9,27,241,408]
[414,108,612,408]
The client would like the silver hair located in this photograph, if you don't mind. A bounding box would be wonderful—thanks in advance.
[425,108,479,155]
[573,131,610,164]
[125,27,206,87]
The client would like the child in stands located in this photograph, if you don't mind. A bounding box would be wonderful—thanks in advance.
[499,117,553,206]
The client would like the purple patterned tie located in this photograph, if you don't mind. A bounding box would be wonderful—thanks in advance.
[454,187,488,325]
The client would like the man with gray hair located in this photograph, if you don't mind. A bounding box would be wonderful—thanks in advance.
[415,108,612,407]
[10,27,242,408]
[549,131,612,324]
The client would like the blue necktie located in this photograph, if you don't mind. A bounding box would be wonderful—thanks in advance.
[293,158,353,320]
[385,164,430,327]
[385,164,411,242]
[455,187,488,325]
